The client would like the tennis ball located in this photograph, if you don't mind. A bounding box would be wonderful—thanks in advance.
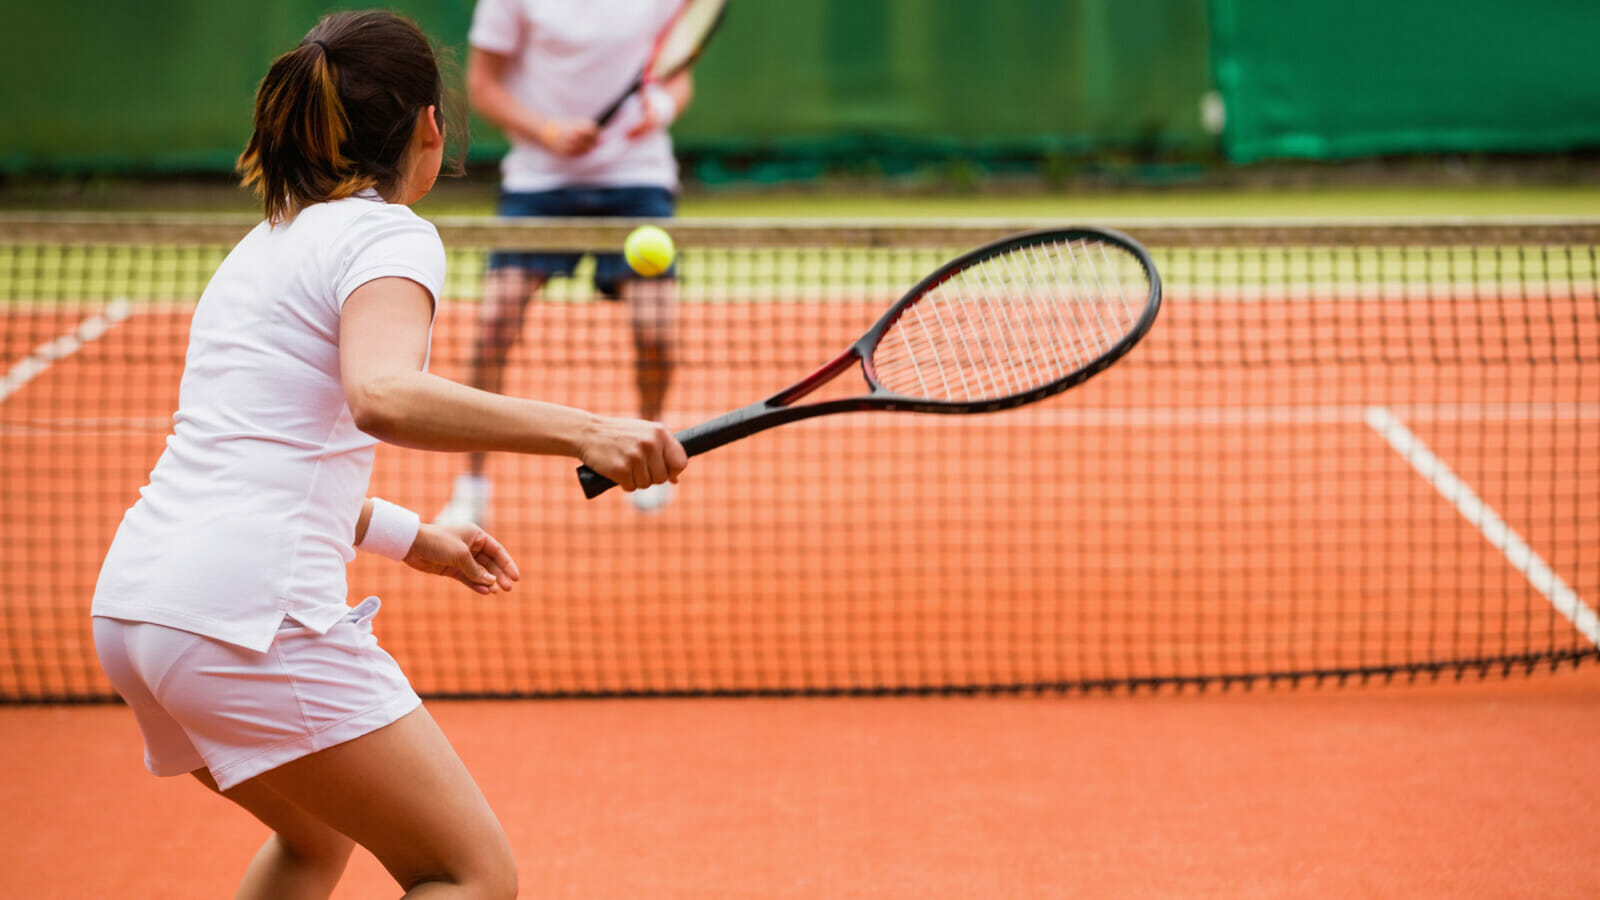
[624,225,676,277]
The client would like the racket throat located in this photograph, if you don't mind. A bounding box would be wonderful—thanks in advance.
[769,347,861,406]
[674,348,866,458]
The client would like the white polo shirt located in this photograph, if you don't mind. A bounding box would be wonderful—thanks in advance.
[91,195,444,652]
[469,0,682,191]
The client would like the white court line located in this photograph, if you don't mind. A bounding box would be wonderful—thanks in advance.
[0,416,172,436]
[743,401,1596,428]
[3,401,1597,437]
[661,402,1595,429]
[1364,405,1600,648]
[672,280,1594,304]
[0,299,133,403]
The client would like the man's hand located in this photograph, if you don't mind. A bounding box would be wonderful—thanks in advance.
[537,118,600,157]
[625,73,692,140]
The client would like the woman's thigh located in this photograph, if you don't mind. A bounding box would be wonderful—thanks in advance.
[240,705,516,893]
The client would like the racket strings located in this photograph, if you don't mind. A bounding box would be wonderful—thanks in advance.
[873,237,1148,403]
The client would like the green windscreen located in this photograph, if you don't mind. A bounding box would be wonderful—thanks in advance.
[1210,0,1600,163]
[8,2,1594,177]
[0,1,1214,177]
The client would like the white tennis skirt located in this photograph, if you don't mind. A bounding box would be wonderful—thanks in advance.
[92,596,421,792]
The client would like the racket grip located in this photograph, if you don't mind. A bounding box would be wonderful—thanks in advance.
[594,70,644,127]
[594,95,627,127]
[576,465,618,499]
[573,401,793,500]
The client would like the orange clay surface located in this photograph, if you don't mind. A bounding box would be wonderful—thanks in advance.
[2,668,1598,898]
[2,285,1596,895]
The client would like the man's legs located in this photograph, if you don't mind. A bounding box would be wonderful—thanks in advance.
[621,274,677,423]
[435,267,545,526]
[618,274,678,512]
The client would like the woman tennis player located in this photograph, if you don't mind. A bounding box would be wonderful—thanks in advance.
[90,11,684,898]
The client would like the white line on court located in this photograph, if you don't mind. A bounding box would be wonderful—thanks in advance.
[0,416,172,436]
[2,401,1596,438]
[727,401,1596,429]
[1364,404,1600,648]
[0,299,134,403]
[676,281,1593,305]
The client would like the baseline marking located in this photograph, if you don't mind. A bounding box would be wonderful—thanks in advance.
[0,299,133,403]
[1364,404,1600,647]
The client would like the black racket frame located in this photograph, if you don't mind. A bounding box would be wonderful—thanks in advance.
[578,226,1162,497]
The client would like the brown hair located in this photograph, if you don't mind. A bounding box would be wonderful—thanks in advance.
[237,10,465,223]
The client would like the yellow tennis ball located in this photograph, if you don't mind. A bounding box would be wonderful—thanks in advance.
[624,225,676,277]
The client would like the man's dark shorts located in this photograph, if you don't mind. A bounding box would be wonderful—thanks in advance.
[488,186,677,299]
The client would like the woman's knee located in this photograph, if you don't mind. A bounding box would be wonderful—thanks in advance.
[274,829,356,872]
[468,839,519,900]
[477,848,519,899]
[400,844,518,899]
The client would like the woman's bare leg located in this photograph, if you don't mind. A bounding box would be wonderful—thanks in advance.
[193,770,355,900]
[215,706,517,898]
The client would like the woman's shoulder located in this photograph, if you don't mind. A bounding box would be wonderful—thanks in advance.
[327,198,448,292]
[322,196,442,250]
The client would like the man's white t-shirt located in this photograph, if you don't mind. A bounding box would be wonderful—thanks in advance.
[91,195,444,652]
[469,0,682,192]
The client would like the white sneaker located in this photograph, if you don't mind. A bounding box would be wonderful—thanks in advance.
[627,481,675,513]
[435,474,491,526]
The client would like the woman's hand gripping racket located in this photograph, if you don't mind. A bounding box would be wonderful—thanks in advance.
[594,0,728,127]
[577,227,1163,498]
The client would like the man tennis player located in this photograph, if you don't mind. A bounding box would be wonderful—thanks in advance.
[436,0,694,522]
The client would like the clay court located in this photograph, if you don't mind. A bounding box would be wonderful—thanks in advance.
[1,219,1596,895]
[0,668,1596,898]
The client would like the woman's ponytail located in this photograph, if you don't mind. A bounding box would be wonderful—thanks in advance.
[236,12,459,223]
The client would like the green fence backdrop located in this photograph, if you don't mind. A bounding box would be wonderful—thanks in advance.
[0,1,1595,178]
[1210,0,1600,164]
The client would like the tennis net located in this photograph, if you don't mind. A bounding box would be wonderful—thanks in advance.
[2,214,1596,700]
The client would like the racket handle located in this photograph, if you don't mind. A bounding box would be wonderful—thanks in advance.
[572,398,839,500]
[594,70,644,127]
[571,409,743,500]
[576,465,617,499]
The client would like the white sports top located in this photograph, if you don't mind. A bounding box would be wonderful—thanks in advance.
[91,195,444,652]
[469,0,682,192]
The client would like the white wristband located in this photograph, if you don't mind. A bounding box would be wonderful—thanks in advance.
[358,498,420,561]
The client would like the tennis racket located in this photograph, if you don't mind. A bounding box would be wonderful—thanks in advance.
[577,226,1163,498]
[595,0,728,127]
